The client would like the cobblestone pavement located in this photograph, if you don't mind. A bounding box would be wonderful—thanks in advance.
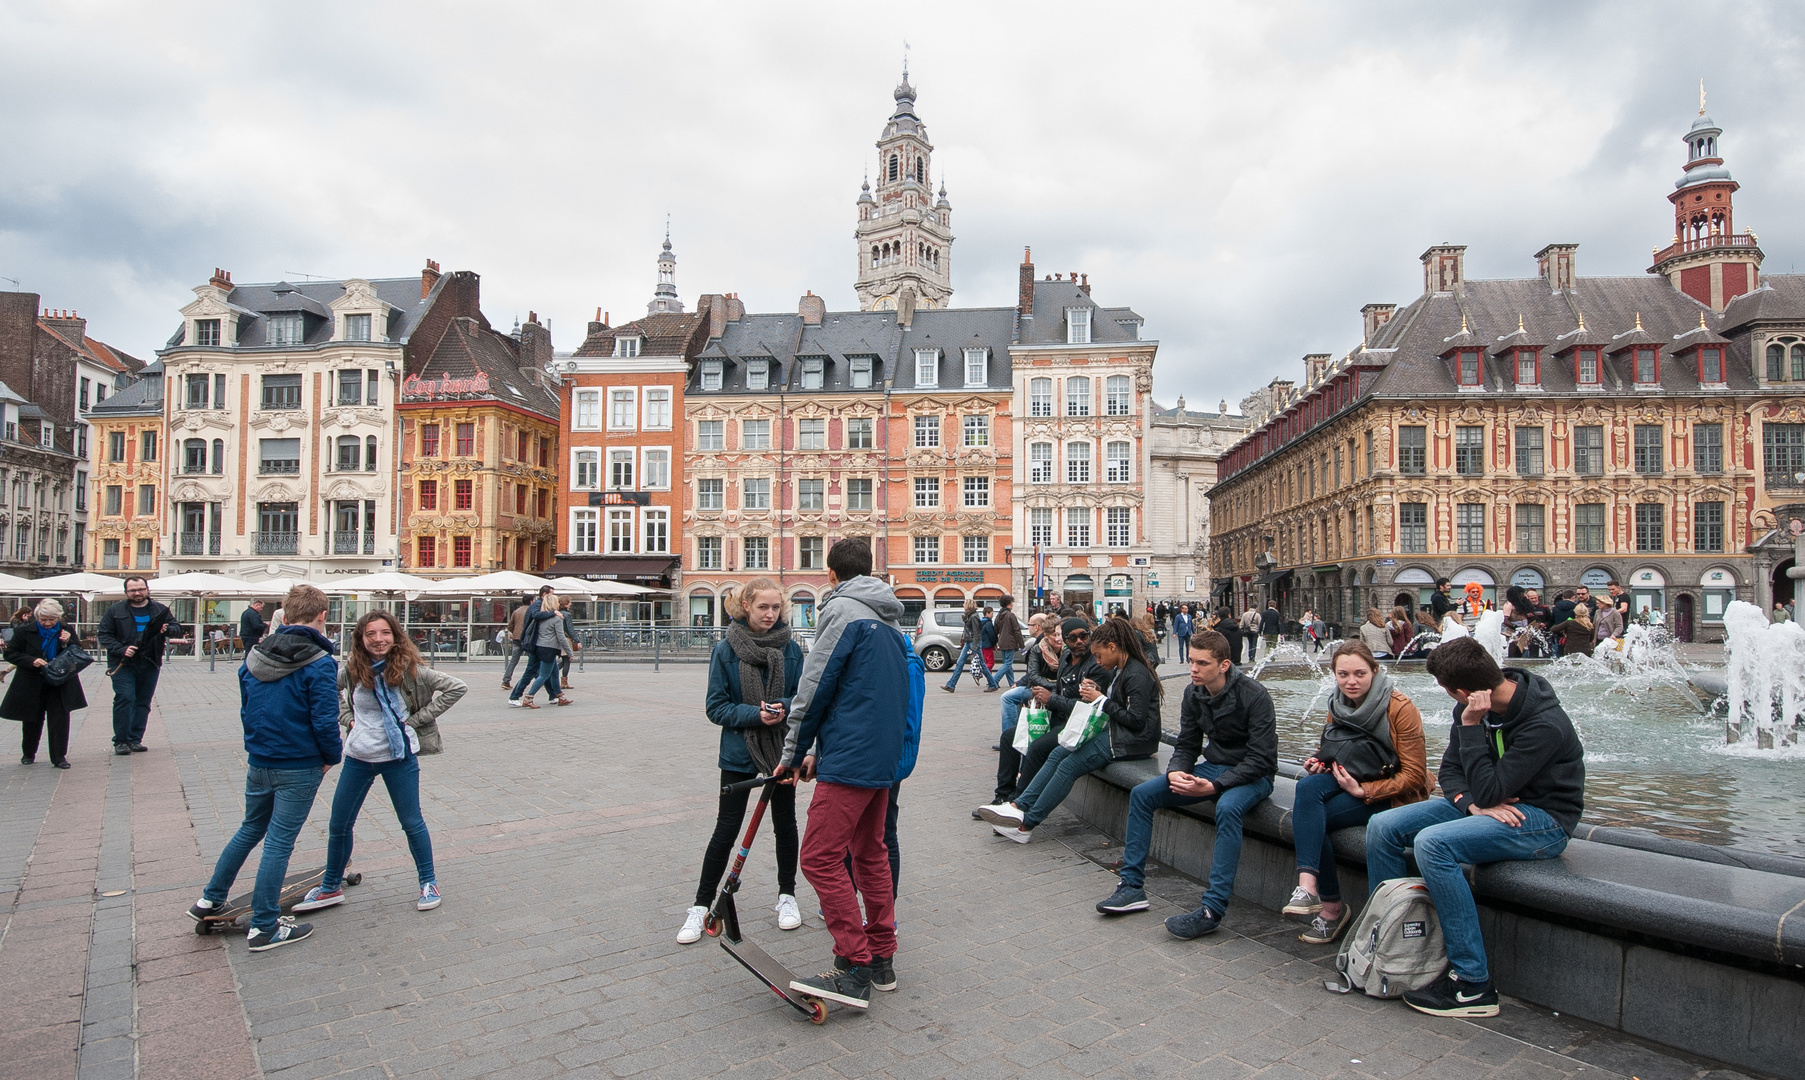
[0,658,1762,1080]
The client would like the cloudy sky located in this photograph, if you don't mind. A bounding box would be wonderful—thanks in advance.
[4,1,1803,411]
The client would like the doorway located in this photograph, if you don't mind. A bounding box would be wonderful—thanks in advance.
[1675,593,1694,643]
[1774,559,1795,610]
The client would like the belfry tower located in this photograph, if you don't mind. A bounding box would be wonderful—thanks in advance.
[1649,89,1763,311]
[648,223,683,314]
[853,69,955,312]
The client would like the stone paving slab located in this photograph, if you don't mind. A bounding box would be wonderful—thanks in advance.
[0,660,1774,1080]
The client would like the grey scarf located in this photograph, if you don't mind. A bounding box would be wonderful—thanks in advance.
[725,618,791,773]
[1327,669,1395,748]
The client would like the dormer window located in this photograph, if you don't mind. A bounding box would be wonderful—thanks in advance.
[1635,347,1660,385]
[800,358,825,390]
[1575,347,1601,386]
[1067,308,1092,345]
[195,319,221,347]
[267,314,303,346]
[1457,349,1482,386]
[850,356,874,389]
[1698,346,1725,384]
[700,360,723,391]
[746,360,769,392]
[963,348,987,387]
[343,314,371,342]
[915,349,939,388]
[613,336,641,358]
[1514,348,1539,386]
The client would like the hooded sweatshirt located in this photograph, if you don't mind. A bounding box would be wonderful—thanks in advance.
[239,625,343,770]
[1437,668,1585,834]
[782,574,910,788]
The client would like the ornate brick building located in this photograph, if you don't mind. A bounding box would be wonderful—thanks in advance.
[1210,107,1799,642]
[87,370,165,574]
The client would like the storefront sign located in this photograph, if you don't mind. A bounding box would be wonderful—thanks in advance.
[1104,574,1132,594]
[1580,568,1613,587]
[1510,568,1545,589]
[589,491,651,506]
[403,372,492,400]
[915,570,984,583]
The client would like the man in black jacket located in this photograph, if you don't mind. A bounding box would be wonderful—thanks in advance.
[239,600,268,652]
[1366,637,1584,1019]
[1095,630,1276,937]
[96,576,186,754]
[1258,600,1282,657]
[980,618,1113,811]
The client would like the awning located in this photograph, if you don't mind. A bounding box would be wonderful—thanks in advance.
[1311,563,1341,574]
[1255,569,1294,586]
[544,555,677,585]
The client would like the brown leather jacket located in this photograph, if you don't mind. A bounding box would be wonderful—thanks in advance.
[1357,689,1435,808]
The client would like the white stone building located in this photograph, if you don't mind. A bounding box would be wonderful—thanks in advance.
[1146,398,1247,606]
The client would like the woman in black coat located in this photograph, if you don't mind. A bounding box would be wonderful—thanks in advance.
[3,599,87,768]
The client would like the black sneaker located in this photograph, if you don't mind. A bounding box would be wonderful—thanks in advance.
[1403,971,1500,1018]
[129,743,148,753]
[1096,884,1150,914]
[835,953,896,992]
[1164,903,1220,939]
[114,744,132,756]
[187,898,218,923]
[790,964,871,1009]
[246,917,313,952]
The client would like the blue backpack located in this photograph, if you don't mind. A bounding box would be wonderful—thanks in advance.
[895,641,926,782]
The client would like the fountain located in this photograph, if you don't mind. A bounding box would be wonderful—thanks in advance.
[1720,599,1804,748]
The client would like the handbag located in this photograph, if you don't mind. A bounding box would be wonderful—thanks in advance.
[1314,721,1400,782]
[43,641,95,687]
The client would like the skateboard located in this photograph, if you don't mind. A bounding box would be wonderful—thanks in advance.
[193,866,362,934]
[703,774,829,1023]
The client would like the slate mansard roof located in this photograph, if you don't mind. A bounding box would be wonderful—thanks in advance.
[688,307,1017,395]
[409,317,560,420]
[1018,278,1145,347]
[164,277,429,349]
[87,363,165,418]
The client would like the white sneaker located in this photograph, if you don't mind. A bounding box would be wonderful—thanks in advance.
[976,803,1024,827]
[775,894,802,930]
[677,905,709,944]
[507,699,524,709]
[993,823,1032,844]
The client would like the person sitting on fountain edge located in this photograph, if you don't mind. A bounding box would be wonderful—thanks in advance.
[1364,636,1585,1019]
[1095,629,1276,938]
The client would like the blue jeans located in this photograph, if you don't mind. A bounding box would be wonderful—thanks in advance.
[1117,764,1274,917]
[999,685,1035,733]
[110,664,161,746]
[204,766,325,933]
[525,646,563,699]
[1290,771,1379,902]
[508,650,540,700]
[993,649,1017,687]
[324,753,434,890]
[1366,797,1570,982]
[1015,736,1117,829]
[943,641,996,690]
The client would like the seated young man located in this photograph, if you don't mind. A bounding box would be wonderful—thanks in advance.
[1366,636,1584,1018]
[1096,630,1276,938]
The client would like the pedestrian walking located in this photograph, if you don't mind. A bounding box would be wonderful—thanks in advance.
[96,575,187,755]
[3,599,84,768]
[186,585,342,951]
[295,610,466,916]
[992,597,1023,688]
[1173,605,1193,662]
[509,592,572,708]
[678,577,806,944]
[557,605,582,688]
[778,538,911,1010]
[940,599,998,694]
[501,587,552,689]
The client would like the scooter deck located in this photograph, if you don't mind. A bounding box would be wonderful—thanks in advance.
[195,867,362,934]
[720,938,828,1024]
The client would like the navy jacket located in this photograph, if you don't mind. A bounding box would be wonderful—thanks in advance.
[238,625,342,770]
[782,576,910,788]
[705,632,805,772]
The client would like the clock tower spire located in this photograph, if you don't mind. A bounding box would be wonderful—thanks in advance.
[854,70,954,312]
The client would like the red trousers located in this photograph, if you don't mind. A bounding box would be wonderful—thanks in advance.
[800,781,896,965]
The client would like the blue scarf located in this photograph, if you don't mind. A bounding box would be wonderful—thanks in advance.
[37,623,59,661]
[369,660,410,760]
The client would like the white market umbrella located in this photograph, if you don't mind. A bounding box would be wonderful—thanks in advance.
[29,572,128,594]
[329,571,438,594]
[421,571,549,595]
[544,576,606,596]
[148,572,262,596]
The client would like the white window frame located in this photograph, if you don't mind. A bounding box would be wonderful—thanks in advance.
[607,449,635,490]
[1029,507,1054,546]
[798,417,826,451]
[607,508,636,553]
[1106,507,1131,548]
[743,477,770,511]
[700,360,723,391]
[1029,377,1053,417]
[697,478,724,511]
[797,477,825,512]
[572,449,600,490]
[913,476,940,508]
[847,417,874,449]
[608,388,638,431]
[846,477,873,511]
[743,535,770,570]
[746,360,769,392]
[613,336,641,358]
[1067,509,1092,548]
[697,419,724,451]
[1066,441,1092,483]
[642,509,669,554]
[963,414,989,448]
[742,419,771,451]
[913,535,941,564]
[643,447,671,490]
[1030,442,1053,483]
[915,349,939,387]
[1105,374,1131,416]
[1106,441,1132,483]
[696,535,723,570]
[801,358,825,390]
[1066,376,1091,417]
[962,475,990,508]
[1067,307,1092,345]
[963,535,989,564]
[643,387,672,430]
[574,390,601,430]
[913,415,940,448]
[571,508,600,554]
[850,357,874,389]
[963,347,987,387]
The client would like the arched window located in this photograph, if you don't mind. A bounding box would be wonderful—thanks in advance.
[915,158,924,183]
[887,154,898,182]
[870,246,879,268]
[366,435,378,471]
[1793,343,1805,382]
[183,438,206,474]
[211,439,224,474]
[1768,343,1785,381]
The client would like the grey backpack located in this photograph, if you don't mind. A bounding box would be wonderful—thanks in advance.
[1326,877,1446,998]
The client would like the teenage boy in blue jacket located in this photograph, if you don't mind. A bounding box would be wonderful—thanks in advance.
[778,538,910,1011]
[187,585,341,951]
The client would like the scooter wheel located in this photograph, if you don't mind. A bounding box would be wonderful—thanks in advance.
[807,997,828,1024]
[702,914,722,937]
[194,920,212,936]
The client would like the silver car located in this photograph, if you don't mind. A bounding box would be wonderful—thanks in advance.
[912,609,966,671]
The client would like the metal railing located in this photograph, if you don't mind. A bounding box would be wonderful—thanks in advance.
[259,462,301,475]
[178,531,222,555]
[1652,232,1759,264]
[255,531,299,555]
[331,530,363,555]
[1764,470,1805,492]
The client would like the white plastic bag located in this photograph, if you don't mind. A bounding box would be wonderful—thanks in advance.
[1056,699,1108,750]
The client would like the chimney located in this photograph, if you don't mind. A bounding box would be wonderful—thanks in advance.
[799,291,825,325]
[1017,247,1035,323]
[725,294,745,322]
[1419,244,1465,295]
[896,287,917,329]
[1534,243,1578,293]
[1079,273,1090,296]
[209,267,233,291]
[421,258,441,298]
[1304,353,1331,385]
[517,314,553,371]
[42,309,86,343]
[700,294,728,340]
[1361,303,1397,345]
[587,307,608,337]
